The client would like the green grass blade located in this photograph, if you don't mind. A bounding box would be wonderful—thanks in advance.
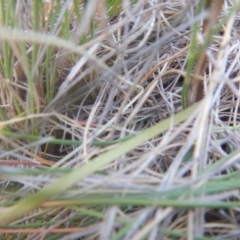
[0,102,199,224]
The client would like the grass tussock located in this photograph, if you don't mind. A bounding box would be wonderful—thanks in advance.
[1,0,240,239]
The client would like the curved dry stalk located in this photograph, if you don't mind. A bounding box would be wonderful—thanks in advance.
[188,0,224,105]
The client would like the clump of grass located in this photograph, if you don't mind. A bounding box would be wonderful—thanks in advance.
[1,0,240,239]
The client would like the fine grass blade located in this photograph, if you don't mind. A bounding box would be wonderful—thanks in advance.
[0,102,199,224]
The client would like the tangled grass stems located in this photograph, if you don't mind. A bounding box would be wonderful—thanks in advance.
[1,0,240,239]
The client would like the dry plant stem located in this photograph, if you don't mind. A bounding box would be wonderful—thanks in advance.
[0,228,86,234]
[188,0,224,105]
[190,2,237,238]
[0,103,200,225]
[131,208,173,240]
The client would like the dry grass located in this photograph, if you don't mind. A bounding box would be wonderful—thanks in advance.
[1,0,240,239]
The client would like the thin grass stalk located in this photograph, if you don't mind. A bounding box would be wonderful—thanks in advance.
[0,102,199,224]
[181,0,207,109]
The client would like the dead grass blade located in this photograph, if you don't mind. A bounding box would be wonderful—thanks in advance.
[188,0,224,105]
